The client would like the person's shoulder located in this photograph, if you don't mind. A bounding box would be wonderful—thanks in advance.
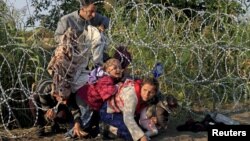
[95,12,103,16]
[95,12,109,19]
[98,75,113,82]
[60,11,78,20]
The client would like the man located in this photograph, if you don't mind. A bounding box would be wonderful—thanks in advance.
[50,0,109,137]
[52,0,110,93]
[54,0,109,42]
[31,79,82,137]
[32,0,110,137]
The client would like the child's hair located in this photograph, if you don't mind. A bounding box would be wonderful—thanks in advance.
[103,58,121,71]
[166,95,178,109]
[142,77,159,92]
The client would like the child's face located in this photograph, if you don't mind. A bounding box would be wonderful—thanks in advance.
[141,83,157,102]
[106,62,123,79]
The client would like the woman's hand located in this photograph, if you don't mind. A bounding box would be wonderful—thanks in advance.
[140,135,148,141]
[73,122,88,138]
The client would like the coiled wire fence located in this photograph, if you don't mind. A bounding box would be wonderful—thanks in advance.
[1,0,250,138]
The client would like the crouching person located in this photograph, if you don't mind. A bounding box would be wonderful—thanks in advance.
[30,78,83,137]
[139,94,178,139]
[99,77,159,141]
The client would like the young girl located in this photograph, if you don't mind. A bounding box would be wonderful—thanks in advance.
[66,58,123,138]
[77,58,123,111]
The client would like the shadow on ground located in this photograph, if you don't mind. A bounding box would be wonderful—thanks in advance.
[1,111,249,141]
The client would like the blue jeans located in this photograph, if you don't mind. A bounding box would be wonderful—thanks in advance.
[99,102,133,141]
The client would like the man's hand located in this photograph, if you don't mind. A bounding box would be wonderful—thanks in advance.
[97,24,105,32]
[45,108,56,120]
[73,122,88,138]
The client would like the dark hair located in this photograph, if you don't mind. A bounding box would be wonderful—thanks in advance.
[80,0,94,6]
[113,46,132,69]
[166,95,178,109]
[142,77,159,92]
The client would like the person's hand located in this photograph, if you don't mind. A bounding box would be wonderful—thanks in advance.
[52,92,67,104]
[117,82,123,87]
[45,108,56,120]
[150,116,157,124]
[140,135,148,141]
[52,92,63,101]
[73,122,88,138]
[97,24,105,32]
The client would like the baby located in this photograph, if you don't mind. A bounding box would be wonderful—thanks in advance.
[139,95,178,139]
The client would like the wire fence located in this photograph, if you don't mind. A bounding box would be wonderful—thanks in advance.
[1,0,250,138]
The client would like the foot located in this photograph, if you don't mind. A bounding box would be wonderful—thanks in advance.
[36,125,45,137]
[51,122,60,133]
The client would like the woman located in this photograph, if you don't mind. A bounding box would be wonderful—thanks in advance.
[99,77,159,141]
[65,58,123,138]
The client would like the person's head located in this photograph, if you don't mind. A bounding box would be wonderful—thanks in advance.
[141,77,159,102]
[103,58,123,79]
[79,0,96,21]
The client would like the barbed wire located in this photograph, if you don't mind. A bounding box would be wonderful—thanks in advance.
[1,0,250,138]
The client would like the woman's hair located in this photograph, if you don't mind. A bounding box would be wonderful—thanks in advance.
[80,0,94,6]
[103,58,121,71]
[113,46,132,69]
[142,77,159,92]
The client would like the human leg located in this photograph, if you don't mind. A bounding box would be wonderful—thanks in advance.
[99,102,133,141]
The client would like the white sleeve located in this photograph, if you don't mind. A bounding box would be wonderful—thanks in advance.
[86,25,105,66]
[121,86,145,141]
[54,17,68,43]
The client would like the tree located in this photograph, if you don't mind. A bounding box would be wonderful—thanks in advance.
[28,0,245,31]
[28,0,107,30]
[149,0,245,17]
[0,0,15,45]
[27,0,79,30]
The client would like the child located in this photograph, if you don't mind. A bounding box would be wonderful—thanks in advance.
[139,95,178,139]
[66,58,123,138]
[88,45,132,84]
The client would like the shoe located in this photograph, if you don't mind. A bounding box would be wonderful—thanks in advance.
[100,123,117,140]
[51,122,60,133]
[36,125,45,137]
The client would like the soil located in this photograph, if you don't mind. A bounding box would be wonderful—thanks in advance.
[0,112,249,141]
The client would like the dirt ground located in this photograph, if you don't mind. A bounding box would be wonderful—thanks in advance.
[0,111,249,141]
